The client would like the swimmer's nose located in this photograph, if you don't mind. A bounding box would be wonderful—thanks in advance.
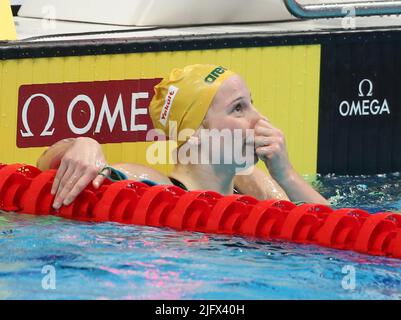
[249,107,262,129]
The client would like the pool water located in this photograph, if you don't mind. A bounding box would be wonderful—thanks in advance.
[1,173,401,300]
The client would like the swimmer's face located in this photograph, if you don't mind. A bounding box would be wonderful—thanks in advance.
[204,75,260,130]
[202,74,261,167]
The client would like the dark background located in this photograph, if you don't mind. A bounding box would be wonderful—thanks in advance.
[318,40,401,175]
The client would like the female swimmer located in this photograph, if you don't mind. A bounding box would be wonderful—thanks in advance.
[36,64,329,209]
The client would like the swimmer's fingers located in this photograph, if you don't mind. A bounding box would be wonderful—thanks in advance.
[51,160,67,195]
[255,117,278,131]
[254,120,278,134]
[255,126,285,145]
[63,174,96,206]
[261,116,271,123]
[92,168,109,189]
[254,125,275,137]
[254,136,275,149]
[53,166,80,209]
[255,120,285,141]
[59,164,100,207]
[53,164,75,205]
[68,166,110,202]
[255,135,288,164]
[254,119,284,137]
[255,145,282,162]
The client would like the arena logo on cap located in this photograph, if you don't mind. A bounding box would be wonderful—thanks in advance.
[204,66,227,84]
[159,85,179,127]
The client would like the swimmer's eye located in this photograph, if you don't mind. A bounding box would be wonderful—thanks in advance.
[232,103,244,114]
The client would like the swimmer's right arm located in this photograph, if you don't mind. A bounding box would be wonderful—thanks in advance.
[37,137,108,209]
[254,118,330,206]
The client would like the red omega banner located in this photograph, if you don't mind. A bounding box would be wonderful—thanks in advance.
[17,79,162,148]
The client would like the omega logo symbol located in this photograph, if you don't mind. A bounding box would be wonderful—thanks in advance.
[339,79,390,117]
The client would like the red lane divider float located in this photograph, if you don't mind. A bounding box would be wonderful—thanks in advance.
[1,163,401,260]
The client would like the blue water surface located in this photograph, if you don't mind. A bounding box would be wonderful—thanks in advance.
[1,173,401,300]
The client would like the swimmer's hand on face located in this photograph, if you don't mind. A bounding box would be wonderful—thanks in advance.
[49,137,108,210]
[254,118,293,182]
[254,118,329,205]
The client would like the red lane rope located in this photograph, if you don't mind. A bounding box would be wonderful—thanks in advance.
[1,163,401,260]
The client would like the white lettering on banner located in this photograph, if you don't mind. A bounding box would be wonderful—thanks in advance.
[339,79,390,117]
[67,95,96,135]
[95,94,127,133]
[131,92,149,131]
[20,93,55,137]
[20,91,151,138]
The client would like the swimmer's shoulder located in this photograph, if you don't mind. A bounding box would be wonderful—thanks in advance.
[111,163,173,185]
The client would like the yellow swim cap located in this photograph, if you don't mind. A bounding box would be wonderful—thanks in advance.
[149,64,235,146]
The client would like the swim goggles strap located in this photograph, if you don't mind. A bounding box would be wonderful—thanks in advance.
[98,166,128,182]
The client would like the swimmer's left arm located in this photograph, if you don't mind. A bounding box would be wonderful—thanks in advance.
[254,118,329,206]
